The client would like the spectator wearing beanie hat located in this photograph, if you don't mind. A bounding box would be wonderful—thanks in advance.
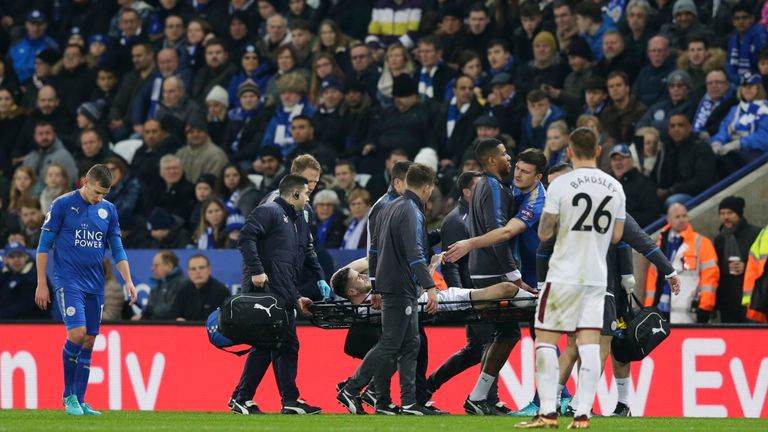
[227,43,273,109]
[221,79,272,165]
[365,73,433,159]
[544,35,596,123]
[637,69,696,135]
[658,0,715,51]
[145,207,194,249]
[189,174,218,231]
[19,49,59,109]
[714,196,762,323]
[517,31,570,94]
[314,75,348,152]
[261,72,316,157]
[205,85,230,145]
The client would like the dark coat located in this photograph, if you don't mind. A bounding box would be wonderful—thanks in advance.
[220,107,272,163]
[367,100,440,159]
[171,277,230,321]
[191,63,238,106]
[600,97,647,146]
[654,135,717,196]
[50,64,96,118]
[714,220,762,320]
[143,266,188,320]
[490,92,527,144]
[441,198,472,288]
[616,168,660,228]
[143,178,197,221]
[431,97,485,165]
[411,63,459,101]
[593,49,644,84]
[0,260,49,319]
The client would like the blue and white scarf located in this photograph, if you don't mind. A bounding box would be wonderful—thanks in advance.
[317,214,338,247]
[418,63,441,99]
[488,56,514,78]
[446,97,470,139]
[148,76,163,119]
[341,216,367,250]
[728,24,762,79]
[197,226,216,250]
[693,86,734,132]
[729,100,768,136]
[273,103,305,156]
[228,107,259,152]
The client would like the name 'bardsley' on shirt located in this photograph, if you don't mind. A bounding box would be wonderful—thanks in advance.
[569,174,619,193]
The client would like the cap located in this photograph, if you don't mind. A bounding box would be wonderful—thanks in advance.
[673,0,698,17]
[27,9,46,23]
[87,33,108,46]
[36,48,60,65]
[490,72,515,86]
[567,36,594,61]
[206,85,229,107]
[4,241,27,257]
[242,43,259,56]
[259,145,283,161]
[473,114,500,128]
[236,79,260,98]
[740,71,763,86]
[667,70,692,88]
[195,173,217,189]
[610,143,632,157]
[392,74,418,97]
[365,35,384,50]
[226,212,246,233]
[320,75,344,93]
[719,196,745,217]
[146,207,173,230]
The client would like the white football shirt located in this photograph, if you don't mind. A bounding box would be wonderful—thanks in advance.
[543,168,626,287]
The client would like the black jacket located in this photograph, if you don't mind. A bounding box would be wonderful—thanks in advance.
[50,64,96,119]
[411,63,459,101]
[431,97,484,165]
[366,187,399,281]
[0,260,49,319]
[220,108,272,163]
[617,168,660,228]
[655,135,717,196]
[468,173,518,279]
[367,100,440,159]
[143,178,197,221]
[171,277,230,321]
[714,220,762,315]
[369,190,435,298]
[287,139,338,176]
[441,198,472,288]
[593,49,643,84]
[191,63,238,105]
[490,92,527,144]
[239,197,322,305]
[313,106,350,154]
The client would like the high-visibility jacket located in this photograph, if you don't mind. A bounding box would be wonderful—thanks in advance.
[645,224,720,322]
[742,226,768,323]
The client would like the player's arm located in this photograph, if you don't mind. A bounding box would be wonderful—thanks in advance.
[403,208,437,314]
[34,199,65,310]
[109,236,138,305]
[538,212,559,242]
[238,206,272,288]
[445,218,527,262]
[612,219,625,244]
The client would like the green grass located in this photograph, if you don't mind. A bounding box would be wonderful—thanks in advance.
[1,411,767,432]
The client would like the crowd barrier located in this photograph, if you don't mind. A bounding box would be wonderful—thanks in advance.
[1,324,766,417]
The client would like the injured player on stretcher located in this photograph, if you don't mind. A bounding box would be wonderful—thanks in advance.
[330,254,538,314]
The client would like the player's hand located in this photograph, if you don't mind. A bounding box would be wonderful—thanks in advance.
[251,273,268,288]
[428,253,443,274]
[621,274,636,295]
[297,297,313,317]
[371,293,382,310]
[669,275,681,295]
[425,288,438,315]
[444,240,472,262]
[34,284,50,310]
[126,282,138,305]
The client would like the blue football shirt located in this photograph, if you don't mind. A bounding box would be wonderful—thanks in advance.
[41,190,121,294]
[511,181,546,287]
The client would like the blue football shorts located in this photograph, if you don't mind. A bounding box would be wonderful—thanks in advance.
[57,287,104,335]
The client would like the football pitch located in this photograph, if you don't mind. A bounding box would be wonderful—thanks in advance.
[1,411,767,432]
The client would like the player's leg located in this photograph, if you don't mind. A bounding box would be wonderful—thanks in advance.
[610,358,632,416]
[426,322,491,395]
[73,292,102,415]
[557,334,578,415]
[230,348,271,414]
[599,294,617,371]
[58,288,86,416]
[399,298,433,415]
[275,314,319,414]
[568,287,606,429]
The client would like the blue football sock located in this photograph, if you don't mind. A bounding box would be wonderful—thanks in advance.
[561,385,572,399]
[73,348,93,404]
[533,391,540,406]
[62,340,81,398]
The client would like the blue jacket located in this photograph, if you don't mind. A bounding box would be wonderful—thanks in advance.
[712,101,768,152]
[9,36,59,83]
[726,24,768,84]
[632,57,676,107]
[227,65,274,108]
[261,101,316,157]
[239,197,318,305]
[519,104,565,153]
[581,19,616,61]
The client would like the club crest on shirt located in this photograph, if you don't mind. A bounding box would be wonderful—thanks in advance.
[98,208,108,219]
[521,209,534,221]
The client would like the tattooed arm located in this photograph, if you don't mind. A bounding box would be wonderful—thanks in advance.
[538,212,559,242]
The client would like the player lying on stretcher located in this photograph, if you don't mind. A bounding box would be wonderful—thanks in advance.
[330,254,538,313]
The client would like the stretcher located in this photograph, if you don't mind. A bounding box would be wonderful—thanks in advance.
[308,297,537,329]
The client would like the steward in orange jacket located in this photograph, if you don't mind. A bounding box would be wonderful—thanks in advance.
[742,226,768,323]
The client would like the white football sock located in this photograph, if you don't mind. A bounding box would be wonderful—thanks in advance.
[535,343,559,415]
[616,377,631,405]
[574,344,600,417]
[469,372,495,401]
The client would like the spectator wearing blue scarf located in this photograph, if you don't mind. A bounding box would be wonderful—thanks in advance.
[227,44,274,108]
[726,2,768,84]
[261,73,316,158]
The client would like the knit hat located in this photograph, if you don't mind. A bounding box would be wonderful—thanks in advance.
[567,36,594,61]
[276,72,308,95]
[77,101,104,124]
[87,33,109,47]
[36,49,60,65]
[186,114,208,133]
[414,147,439,172]
[740,71,763,86]
[146,207,173,230]
[237,79,260,98]
[673,0,698,17]
[206,85,229,107]
[585,75,607,92]
[226,211,246,233]
[4,241,27,257]
[473,114,499,128]
[195,174,217,190]
[259,145,283,161]
[533,31,557,52]
[321,75,344,93]
[667,70,693,89]
[26,9,46,23]
[242,43,260,56]
[392,74,418,97]
[719,196,745,218]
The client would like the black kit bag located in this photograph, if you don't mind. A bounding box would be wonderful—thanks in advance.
[611,292,671,363]
[219,283,290,349]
